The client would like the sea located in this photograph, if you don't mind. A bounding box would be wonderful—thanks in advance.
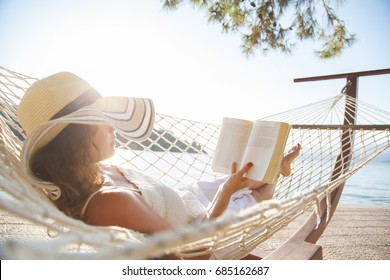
[340,150,390,206]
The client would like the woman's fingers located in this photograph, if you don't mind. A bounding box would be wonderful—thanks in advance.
[231,162,237,174]
[231,162,253,176]
[238,162,253,176]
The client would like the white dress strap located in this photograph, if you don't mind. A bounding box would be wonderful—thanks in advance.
[80,186,117,218]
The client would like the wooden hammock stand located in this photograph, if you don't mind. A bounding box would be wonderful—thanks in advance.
[259,68,390,259]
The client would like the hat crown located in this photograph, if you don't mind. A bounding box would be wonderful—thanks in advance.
[18,72,93,135]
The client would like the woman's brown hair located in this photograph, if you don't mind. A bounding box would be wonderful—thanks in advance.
[31,124,103,220]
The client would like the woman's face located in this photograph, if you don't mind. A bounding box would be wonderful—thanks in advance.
[92,125,116,161]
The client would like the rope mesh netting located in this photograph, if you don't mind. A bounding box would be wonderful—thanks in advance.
[0,66,389,259]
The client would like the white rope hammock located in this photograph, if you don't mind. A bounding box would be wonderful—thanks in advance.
[0,66,389,259]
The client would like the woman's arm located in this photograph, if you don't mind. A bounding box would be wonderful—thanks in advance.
[84,189,210,259]
[206,162,253,219]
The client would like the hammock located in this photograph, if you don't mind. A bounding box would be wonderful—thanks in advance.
[0,66,389,259]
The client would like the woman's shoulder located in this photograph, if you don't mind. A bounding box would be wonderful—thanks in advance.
[83,185,172,232]
[83,187,140,225]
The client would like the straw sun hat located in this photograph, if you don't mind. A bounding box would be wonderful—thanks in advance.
[17,72,154,199]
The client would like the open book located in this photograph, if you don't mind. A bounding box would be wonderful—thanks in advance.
[212,117,291,185]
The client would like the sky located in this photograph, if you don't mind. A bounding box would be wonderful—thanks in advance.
[0,0,389,124]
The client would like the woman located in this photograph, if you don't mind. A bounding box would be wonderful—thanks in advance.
[18,72,300,255]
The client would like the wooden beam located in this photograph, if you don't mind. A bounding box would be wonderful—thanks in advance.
[294,68,390,83]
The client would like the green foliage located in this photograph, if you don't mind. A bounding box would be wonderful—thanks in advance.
[162,0,355,58]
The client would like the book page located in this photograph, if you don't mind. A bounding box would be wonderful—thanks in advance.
[212,117,253,174]
[241,121,290,183]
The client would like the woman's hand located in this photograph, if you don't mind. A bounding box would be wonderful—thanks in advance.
[222,162,253,195]
[206,162,253,220]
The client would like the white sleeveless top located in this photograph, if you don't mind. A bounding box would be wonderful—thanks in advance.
[81,165,257,228]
